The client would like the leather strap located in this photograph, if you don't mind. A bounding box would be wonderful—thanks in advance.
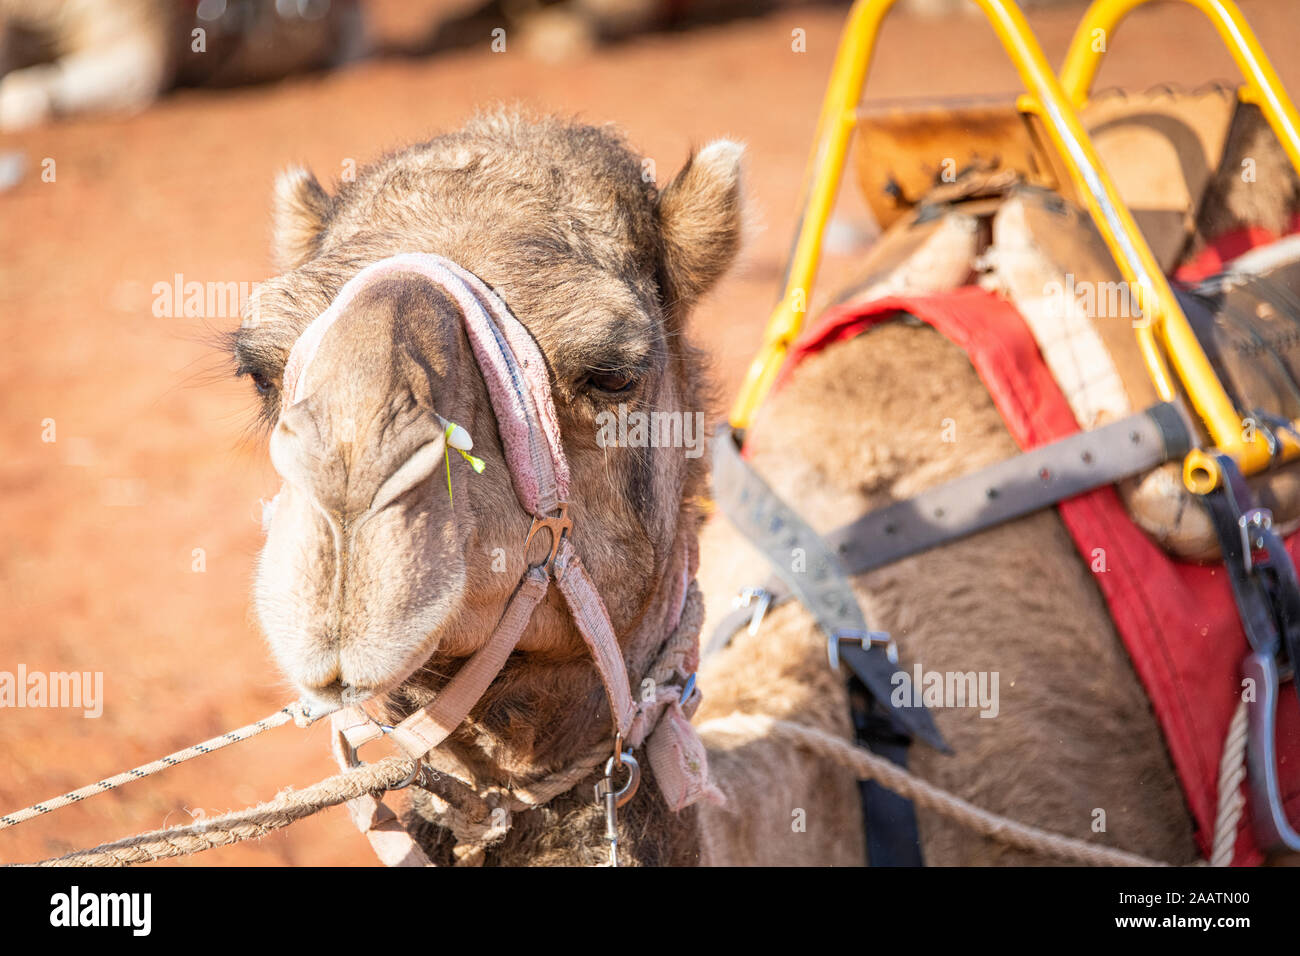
[282,254,716,866]
[712,423,947,749]
[708,403,1192,659]
[330,710,434,867]
[553,539,637,739]
[387,567,551,759]
[849,677,923,866]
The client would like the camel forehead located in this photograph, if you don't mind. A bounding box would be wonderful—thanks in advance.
[325,118,661,275]
[234,116,670,426]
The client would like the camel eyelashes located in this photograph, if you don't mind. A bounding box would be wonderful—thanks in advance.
[584,369,638,394]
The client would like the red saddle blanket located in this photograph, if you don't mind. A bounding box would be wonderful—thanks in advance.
[779,285,1300,865]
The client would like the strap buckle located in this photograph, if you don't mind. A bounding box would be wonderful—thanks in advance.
[525,502,572,572]
[733,586,772,635]
[829,628,898,671]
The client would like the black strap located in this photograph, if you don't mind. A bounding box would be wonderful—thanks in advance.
[1202,455,1300,701]
[850,677,924,866]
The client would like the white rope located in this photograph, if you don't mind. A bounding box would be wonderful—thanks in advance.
[1210,698,1250,867]
[699,712,1173,866]
[0,700,335,831]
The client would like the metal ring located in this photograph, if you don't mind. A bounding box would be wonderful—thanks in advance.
[341,726,422,790]
[603,752,640,807]
[387,760,423,791]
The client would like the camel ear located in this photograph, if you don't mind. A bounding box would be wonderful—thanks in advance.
[657,139,745,310]
[271,165,332,271]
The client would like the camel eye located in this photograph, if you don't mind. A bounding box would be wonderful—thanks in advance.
[250,372,273,395]
[585,370,636,394]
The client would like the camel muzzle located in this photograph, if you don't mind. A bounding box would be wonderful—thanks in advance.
[269,252,718,866]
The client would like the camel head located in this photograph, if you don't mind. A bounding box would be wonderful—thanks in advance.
[230,113,744,720]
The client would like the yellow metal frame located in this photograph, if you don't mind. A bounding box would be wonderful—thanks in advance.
[729,0,1300,494]
[1061,0,1300,491]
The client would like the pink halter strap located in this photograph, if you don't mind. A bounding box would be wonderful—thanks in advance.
[282,253,569,516]
[276,253,716,865]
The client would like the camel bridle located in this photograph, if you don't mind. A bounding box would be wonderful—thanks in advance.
[277,252,715,866]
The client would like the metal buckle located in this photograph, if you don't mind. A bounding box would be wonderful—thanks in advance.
[525,502,572,572]
[1239,508,1273,574]
[828,627,898,672]
[1250,410,1300,463]
[733,586,772,635]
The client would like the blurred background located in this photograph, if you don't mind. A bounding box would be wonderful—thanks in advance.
[1,0,1298,865]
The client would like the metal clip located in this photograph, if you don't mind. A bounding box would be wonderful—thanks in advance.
[341,722,424,791]
[1250,410,1300,463]
[1243,651,1300,853]
[525,502,572,572]
[828,627,898,672]
[593,748,640,867]
[1239,508,1273,574]
[733,586,772,636]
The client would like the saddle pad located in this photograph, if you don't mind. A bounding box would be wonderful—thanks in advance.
[778,286,1300,865]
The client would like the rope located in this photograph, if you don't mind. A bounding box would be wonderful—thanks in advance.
[2,584,1203,868]
[697,712,1171,867]
[1211,698,1250,867]
[2,589,707,867]
[420,582,709,864]
[26,756,414,867]
[495,584,707,812]
[0,702,330,832]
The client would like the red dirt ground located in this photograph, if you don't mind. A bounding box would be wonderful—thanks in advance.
[2,0,1298,866]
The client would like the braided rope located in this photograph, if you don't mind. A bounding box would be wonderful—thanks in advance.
[25,756,414,867]
[430,582,709,863]
[6,583,1199,868]
[0,703,323,832]
[698,712,1172,867]
[4,589,708,867]
[1211,698,1250,867]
